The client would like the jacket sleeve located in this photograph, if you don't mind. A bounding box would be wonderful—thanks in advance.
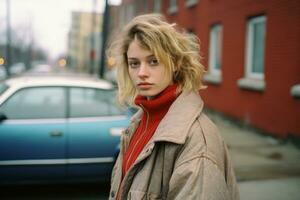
[167,155,233,200]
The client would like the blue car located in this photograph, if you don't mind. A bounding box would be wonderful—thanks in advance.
[0,74,130,185]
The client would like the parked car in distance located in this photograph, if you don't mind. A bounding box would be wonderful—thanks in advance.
[0,74,130,185]
[10,62,26,75]
[28,64,53,73]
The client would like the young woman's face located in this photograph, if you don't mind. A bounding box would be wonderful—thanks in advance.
[127,39,173,99]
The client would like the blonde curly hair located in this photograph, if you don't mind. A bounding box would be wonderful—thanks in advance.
[108,14,206,106]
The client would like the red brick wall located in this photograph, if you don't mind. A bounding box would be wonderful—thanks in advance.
[161,0,300,138]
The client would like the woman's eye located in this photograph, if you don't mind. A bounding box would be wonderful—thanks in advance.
[149,59,159,66]
[128,61,140,68]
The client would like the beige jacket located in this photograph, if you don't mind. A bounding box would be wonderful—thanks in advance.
[109,91,240,200]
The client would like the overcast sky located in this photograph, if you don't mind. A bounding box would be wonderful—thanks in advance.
[0,0,121,59]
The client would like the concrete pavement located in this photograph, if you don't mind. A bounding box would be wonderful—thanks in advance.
[205,109,300,200]
[239,177,300,200]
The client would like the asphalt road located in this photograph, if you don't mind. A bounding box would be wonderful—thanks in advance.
[0,183,110,200]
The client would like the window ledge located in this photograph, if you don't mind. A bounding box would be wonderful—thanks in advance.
[237,77,265,92]
[203,73,222,85]
[168,6,178,15]
[291,84,300,98]
[185,0,198,8]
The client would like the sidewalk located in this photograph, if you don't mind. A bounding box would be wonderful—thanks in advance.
[205,110,300,200]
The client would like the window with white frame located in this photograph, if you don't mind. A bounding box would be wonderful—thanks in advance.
[125,3,135,23]
[186,0,198,8]
[209,24,223,76]
[245,16,266,79]
[204,24,223,84]
[170,0,177,7]
[143,0,148,12]
[168,0,178,14]
[154,0,161,13]
[238,15,266,91]
[291,84,300,98]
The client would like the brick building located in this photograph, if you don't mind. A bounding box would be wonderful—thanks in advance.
[118,0,300,139]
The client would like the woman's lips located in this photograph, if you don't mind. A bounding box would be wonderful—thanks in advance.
[137,83,153,89]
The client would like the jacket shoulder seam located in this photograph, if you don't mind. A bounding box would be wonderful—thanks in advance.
[175,153,218,170]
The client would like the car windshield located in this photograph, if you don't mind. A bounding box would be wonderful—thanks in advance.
[0,83,8,96]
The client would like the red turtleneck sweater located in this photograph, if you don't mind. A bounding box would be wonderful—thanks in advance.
[122,84,178,177]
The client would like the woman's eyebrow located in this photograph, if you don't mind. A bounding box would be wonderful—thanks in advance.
[146,54,155,58]
[127,54,155,60]
[127,57,138,60]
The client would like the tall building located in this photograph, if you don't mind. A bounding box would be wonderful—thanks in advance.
[68,11,102,73]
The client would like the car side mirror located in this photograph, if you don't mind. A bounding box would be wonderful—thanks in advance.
[0,112,7,122]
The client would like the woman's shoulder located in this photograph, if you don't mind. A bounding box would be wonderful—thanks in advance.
[187,112,227,164]
[197,113,219,136]
[191,112,224,147]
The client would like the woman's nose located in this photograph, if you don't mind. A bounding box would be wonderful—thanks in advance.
[138,63,149,78]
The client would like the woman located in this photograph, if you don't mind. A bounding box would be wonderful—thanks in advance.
[108,14,239,200]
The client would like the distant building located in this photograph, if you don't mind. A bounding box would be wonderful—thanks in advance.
[118,0,300,139]
[68,11,102,73]
[103,4,122,82]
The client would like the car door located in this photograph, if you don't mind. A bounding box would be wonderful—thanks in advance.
[67,87,129,181]
[0,86,67,184]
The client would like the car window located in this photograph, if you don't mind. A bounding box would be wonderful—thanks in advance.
[0,83,9,95]
[0,87,66,119]
[69,87,124,118]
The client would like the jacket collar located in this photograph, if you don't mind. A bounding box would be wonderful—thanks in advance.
[130,91,204,145]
